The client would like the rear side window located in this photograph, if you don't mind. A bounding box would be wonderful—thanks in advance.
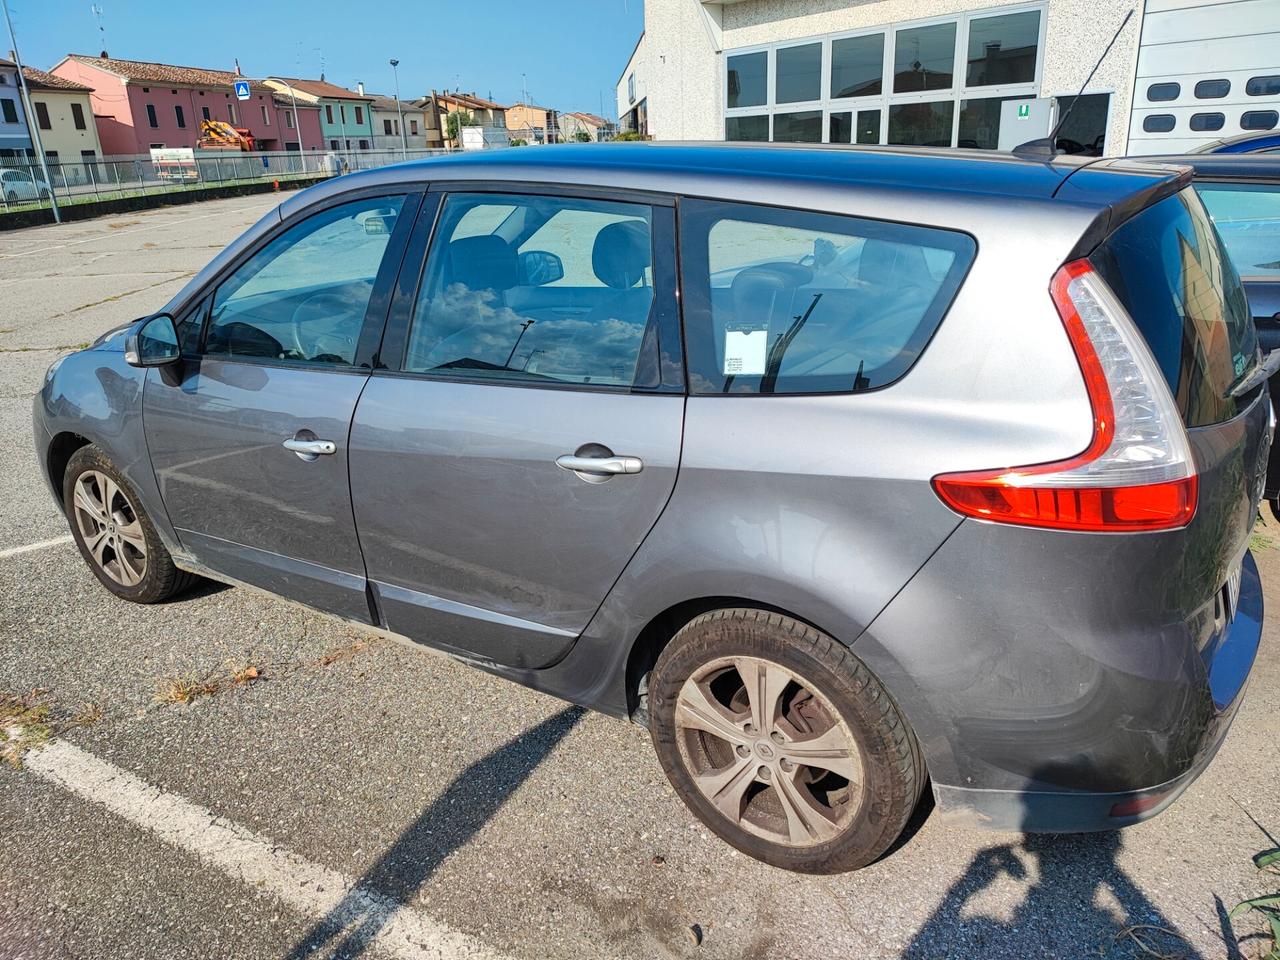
[1092,189,1257,427]
[1196,181,1280,280]
[679,200,975,394]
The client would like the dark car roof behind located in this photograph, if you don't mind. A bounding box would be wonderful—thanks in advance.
[1145,153,1280,180]
[380,142,1187,206]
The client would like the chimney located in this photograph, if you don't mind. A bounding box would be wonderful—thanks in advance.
[100,50,109,58]
[356,81,365,96]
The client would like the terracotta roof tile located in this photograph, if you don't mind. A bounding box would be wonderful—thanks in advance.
[65,54,273,93]
[268,77,373,101]
[22,66,93,91]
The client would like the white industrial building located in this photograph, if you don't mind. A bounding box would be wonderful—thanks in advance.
[617,0,1280,156]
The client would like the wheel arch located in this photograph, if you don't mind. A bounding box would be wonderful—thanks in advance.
[46,431,93,506]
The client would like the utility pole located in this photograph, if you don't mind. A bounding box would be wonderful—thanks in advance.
[2,0,60,222]
[389,58,406,157]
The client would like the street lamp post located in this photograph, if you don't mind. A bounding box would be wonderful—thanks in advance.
[2,0,60,222]
[389,59,406,157]
[269,77,305,164]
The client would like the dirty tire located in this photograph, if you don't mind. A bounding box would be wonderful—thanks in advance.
[63,444,199,603]
[649,608,924,873]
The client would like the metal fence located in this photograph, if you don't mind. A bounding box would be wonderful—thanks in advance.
[0,147,454,214]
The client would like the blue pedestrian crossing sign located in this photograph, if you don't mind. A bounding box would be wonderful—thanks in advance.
[234,80,251,101]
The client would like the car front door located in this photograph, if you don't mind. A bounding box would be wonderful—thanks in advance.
[348,188,685,668]
[144,191,419,620]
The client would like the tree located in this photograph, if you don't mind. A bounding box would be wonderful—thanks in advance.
[446,110,476,144]
[572,129,592,143]
[612,130,644,141]
[509,137,528,146]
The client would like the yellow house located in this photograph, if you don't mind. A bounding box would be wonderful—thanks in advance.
[23,66,104,185]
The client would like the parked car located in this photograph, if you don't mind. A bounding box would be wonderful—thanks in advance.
[33,145,1267,873]
[1,168,51,203]
[1154,154,1280,507]
[1193,131,1280,155]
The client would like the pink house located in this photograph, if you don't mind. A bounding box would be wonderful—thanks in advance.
[50,54,324,156]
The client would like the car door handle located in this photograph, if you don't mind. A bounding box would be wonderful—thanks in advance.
[555,454,644,476]
[283,437,337,460]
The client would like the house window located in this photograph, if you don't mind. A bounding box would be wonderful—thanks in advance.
[355,106,364,124]
[261,105,270,125]
[45,149,58,161]
[202,106,211,121]
[358,139,369,149]
[1,98,16,122]
[285,111,294,129]
[34,101,51,130]
[726,51,767,108]
[410,119,418,135]
[71,102,86,130]
[894,22,956,92]
[776,43,821,104]
[627,73,636,104]
[384,118,393,135]
[725,115,769,141]
[326,104,334,124]
[146,103,158,128]
[966,10,1040,87]
[228,104,237,123]
[174,105,186,128]
[81,149,96,162]
[149,142,164,149]
[831,34,884,99]
[329,139,340,149]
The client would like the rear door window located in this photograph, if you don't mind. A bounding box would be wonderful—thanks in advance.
[1091,188,1258,426]
[678,199,975,394]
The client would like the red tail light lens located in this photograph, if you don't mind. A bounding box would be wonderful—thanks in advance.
[932,259,1198,532]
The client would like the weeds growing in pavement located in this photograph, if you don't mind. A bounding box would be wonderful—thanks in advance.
[1232,848,1280,960]
[154,674,221,705]
[0,689,55,768]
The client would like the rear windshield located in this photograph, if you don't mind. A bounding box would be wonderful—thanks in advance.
[1091,188,1258,427]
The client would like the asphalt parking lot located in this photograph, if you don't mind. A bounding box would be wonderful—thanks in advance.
[1,193,1279,960]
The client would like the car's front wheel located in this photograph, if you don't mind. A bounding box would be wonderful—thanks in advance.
[63,445,197,603]
[649,608,925,873]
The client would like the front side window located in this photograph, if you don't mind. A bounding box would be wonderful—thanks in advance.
[966,10,1040,87]
[894,22,956,93]
[204,195,407,365]
[727,51,767,108]
[680,199,975,395]
[404,193,657,389]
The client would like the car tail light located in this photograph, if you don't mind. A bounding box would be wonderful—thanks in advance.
[932,259,1197,532]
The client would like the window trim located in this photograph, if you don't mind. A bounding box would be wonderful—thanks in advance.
[722,1,1046,147]
[376,183,684,396]
[180,188,424,372]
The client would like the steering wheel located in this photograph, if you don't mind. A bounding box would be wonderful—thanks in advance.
[284,291,357,363]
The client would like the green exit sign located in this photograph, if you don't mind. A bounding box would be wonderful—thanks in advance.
[1017,103,1031,119]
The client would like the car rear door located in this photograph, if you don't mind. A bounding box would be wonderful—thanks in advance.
[143,190,419,621]
[348,187,685,668]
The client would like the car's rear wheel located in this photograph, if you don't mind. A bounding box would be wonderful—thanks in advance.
[649,608,924,873]
[63,445,197,603]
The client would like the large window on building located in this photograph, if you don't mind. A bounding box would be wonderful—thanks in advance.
[723,4,1045,149]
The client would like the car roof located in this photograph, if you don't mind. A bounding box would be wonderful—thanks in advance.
[1143,153,1280,180]
[292,142,1191,210]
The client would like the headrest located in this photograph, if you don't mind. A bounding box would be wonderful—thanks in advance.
[729,262,813,329]
[592,220,651,289]
[858,239,930,286]
[447,234,518,293]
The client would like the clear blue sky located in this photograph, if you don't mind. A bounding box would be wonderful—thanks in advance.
[5,0,643,116]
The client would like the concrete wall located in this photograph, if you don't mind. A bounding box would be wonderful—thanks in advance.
[638,0,1143,155]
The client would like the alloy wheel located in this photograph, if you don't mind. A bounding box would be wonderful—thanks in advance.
[72,470,147,587]
[673,655,864,847]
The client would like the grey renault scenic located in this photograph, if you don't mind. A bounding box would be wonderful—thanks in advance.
[33,144,1268,874]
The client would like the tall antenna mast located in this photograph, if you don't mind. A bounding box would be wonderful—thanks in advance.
[90,4,108,56]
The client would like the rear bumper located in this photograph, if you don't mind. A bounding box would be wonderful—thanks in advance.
[928,549,1262,833]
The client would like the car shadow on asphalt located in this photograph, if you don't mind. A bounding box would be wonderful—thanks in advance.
[282,704,585,960]
[901,774,1211,960]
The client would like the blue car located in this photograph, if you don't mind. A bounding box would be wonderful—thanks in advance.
[1193,131,1280,155]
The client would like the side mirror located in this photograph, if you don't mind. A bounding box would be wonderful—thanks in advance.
[124,313,181,367]
[519,249,565,287]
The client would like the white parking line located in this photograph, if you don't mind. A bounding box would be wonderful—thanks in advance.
[0,534,73,560]
[24,737,510,960]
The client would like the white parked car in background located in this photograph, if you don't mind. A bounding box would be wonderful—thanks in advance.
[1,168,51,203]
